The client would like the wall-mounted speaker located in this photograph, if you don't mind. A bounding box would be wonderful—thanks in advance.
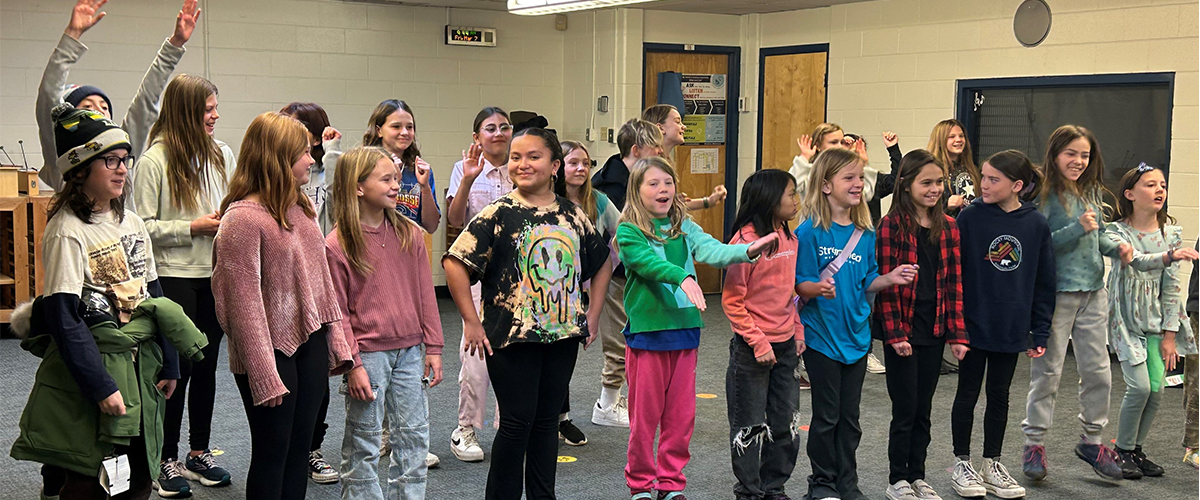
[1014,0,1052,47]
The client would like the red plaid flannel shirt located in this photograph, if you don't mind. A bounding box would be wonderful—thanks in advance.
[874,214,967,345]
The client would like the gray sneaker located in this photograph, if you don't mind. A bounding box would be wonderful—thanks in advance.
[910,480,942,500]
[886,480,920,500]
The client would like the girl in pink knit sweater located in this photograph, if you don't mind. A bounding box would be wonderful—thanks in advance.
[212,112,353,500]
[325,146,445,499]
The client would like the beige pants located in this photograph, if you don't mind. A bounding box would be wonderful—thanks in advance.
[600,275,629,390]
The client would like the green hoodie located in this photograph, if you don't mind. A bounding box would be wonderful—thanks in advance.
[11,297,207,480]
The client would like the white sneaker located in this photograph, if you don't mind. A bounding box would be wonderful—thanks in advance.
[950,459,986,498]
[867,352,886,374]
[981,458,1025,499]
[451,425,485,462]
[887,480,920,500]
[910,480,942,500]
[425,452,440,469]
[591,396,630,427]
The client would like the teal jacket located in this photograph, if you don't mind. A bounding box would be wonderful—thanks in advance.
[1038,191,1122,292]
[11,297,207,480]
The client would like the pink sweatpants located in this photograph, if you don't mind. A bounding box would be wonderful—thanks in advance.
[625,346,697,493]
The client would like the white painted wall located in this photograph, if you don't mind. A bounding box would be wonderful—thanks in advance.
[1,0,567,284]
[3,0,1196,284]
[751,0,1199,236]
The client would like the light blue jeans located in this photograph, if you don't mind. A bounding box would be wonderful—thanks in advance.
[340,346,429,500]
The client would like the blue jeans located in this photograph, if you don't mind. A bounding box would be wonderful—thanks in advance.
[340,346,429,500]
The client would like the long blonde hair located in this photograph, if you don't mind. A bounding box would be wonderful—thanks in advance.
[800,148,872,230]
[926,119,979,196]
[149,74,226,212]
[556,140,598,223]
[619,157,688,243]
[220,112,314,229]
[331,147,416,275]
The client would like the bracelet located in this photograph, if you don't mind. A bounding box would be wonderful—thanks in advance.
[704,198,710,209]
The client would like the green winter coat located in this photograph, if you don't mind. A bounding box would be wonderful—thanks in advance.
[10,297,207,480]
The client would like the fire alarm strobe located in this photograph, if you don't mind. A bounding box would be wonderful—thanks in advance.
[445,26,497,47]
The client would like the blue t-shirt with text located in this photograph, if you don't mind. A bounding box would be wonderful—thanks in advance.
[794,219,880,365]
[395,166,438,223]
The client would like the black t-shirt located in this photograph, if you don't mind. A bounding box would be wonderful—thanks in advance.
[909,226,943,345]
[446,194,609,349]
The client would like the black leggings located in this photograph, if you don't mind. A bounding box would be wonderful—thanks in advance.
[160,277,225,461]
[485,339,579,500]
[235,328,329,500]
[884,342,944,484]
[951,347,1019,459]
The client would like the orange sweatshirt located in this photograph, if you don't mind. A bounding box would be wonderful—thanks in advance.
[722,225,804,359]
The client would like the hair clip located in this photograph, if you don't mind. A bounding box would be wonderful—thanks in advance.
[1137,162,1156,172]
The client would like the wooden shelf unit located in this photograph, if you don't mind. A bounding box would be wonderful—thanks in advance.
[0,196,30,323]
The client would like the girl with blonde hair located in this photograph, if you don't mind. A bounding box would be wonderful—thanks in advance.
[213,112,354,500]
[131,72,236,494]
[326,146,444,499]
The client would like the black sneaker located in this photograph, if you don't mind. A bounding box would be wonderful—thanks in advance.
[1074,439,1123,481]
[155,459,193,498]
[1132,446,1164,477]
[1116,448,1144,480]
[182,450,232,487]
[309,450,340,484]
[559,419,588,446]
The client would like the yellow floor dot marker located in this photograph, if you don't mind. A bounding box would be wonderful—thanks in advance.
[557,456,577,463]
[210,448,225,456]
[696,393,718,399]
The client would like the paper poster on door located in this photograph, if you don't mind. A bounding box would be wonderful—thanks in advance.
[690,148,719,174]
[681,74,726,144]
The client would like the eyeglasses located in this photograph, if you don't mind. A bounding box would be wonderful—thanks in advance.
[98,154,135,170]
[481,124,513,134]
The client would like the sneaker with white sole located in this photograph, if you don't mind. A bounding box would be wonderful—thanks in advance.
[592,396,630,427]
[867,352,886,374]
[910,480,941,500]
[950,459,986,498]
[559,419,588,446]
[451,425,485,462]
[981,458,1026,499]
[182,450,231,487]
[154,459,193,498]
[886,480,920,500]
[308,450,339,484]
[426,452,440,469]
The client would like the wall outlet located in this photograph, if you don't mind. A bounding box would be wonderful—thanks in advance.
[600,127,609,142]
[586,128,593,141]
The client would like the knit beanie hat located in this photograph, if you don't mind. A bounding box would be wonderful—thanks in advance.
[52,103,131,178]
[62,84,114,115]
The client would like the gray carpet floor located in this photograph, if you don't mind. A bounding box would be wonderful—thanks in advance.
[2,296,1198,499]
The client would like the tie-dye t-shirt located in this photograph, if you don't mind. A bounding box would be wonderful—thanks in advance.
[446,193,609,349]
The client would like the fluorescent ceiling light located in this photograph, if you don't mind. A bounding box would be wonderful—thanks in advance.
[508,0,659,16]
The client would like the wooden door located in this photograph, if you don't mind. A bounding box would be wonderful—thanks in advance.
[645,52,729,293]
[760,51,826,173]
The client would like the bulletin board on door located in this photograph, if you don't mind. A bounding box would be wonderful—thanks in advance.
[643,45,741,294]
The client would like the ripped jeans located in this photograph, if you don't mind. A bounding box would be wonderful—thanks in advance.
[726,334,802,499]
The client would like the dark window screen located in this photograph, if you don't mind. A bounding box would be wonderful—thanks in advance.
[966,83,1172,202]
